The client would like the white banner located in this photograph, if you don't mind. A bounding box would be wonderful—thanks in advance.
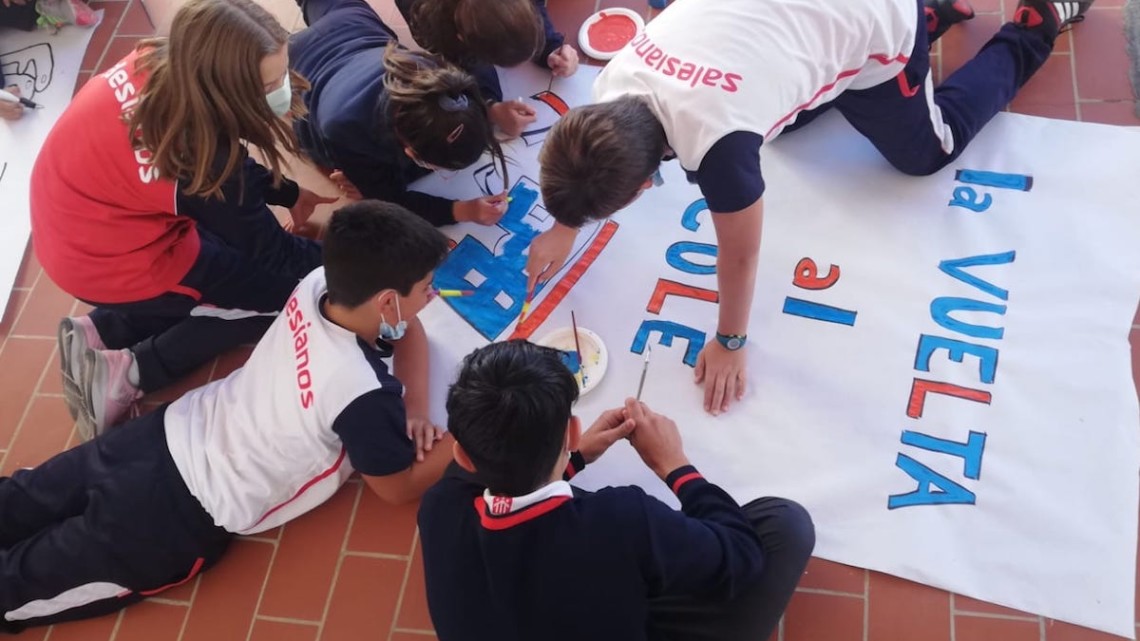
[415,65,1140,638]
[1,21,99,312]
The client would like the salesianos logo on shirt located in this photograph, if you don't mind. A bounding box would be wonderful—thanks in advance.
[286,295,316,409]
[627,33,743,93]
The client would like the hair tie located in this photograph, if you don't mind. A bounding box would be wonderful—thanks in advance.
[438,94,469,112]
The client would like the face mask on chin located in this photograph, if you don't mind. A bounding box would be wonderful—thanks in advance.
[378,295,407,341]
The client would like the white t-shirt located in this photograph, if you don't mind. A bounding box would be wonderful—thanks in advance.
[164,268,414,535]
[593,0,919,172]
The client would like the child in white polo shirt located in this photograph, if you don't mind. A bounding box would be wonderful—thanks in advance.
[0,200,453,632]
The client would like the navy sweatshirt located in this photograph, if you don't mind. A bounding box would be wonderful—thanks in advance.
[288,0,459,226]
[394,0,565,100]
[418,463,766,641]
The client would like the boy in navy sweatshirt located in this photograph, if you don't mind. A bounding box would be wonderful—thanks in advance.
[418,340,815,641]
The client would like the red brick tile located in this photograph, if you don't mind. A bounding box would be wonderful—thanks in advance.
[1044,619,1127,641]
[0,338,55,449]
[798,557,865,595]
[259,483,358,621]
[143,359,214,404]
[320,556,406,641]
[1,289,31,339]
[1053,29,1072,55]
[1,396,75,474]
[115,601,187,641]
[9,627,47,641]
[117,0,156,36]
[941,13,1005,78]
[868,573,951,641]
[1010,102,1079,120]
[1080,101,1140,126]
[955,614,1041,641]
[1010,54,1075,111]
[1072,7,1133,101]
[548,0,598,63]
[346,489,418,555]
[390,634,437,641]
[211,345,254,382]
[13,241,39,289]
[182,540,274,641]
[13,276,76,338]
[969,0,1003,13]
[45,612,118,641]
[250,619,320,641]
[397,540,432,630]
[159,573,198,602]
[598,0,649,18]
[39,350,64,397]
[783,591,864,641]
[95,36,145,75]
[955,595,1038,618]
[82,2,130,71]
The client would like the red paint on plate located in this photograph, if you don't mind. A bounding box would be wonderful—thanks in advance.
[587,13,638,53]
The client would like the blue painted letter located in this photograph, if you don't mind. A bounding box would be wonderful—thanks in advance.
[666,241,718,275]
[930,297,1006,340]
[914,334,999,384]
[888,454,978,509]
[948,186,993,212]
[631,320,706,368]
[938,251,1015,301]
[899,430,987,480]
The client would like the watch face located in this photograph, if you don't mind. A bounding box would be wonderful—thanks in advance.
[727,337,743,350]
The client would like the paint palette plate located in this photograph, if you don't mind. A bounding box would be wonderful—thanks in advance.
[535,327,609,395]
[578,8,644,61]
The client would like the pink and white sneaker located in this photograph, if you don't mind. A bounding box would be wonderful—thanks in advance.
[79,348,141,441]
[57,315,105,422]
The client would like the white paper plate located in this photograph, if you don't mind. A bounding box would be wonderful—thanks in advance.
[535,326,609,395]
[577,8,645,61]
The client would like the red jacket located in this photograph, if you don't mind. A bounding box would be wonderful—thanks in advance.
[30,49,200,304]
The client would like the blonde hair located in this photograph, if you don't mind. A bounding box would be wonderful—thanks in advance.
[540,97,666,227]
[383,44,507,186]
[128,0,309,199]
[409,0,544,67]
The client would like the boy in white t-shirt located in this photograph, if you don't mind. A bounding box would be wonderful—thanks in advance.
[0,200,454,632]
[532,0,1090,417]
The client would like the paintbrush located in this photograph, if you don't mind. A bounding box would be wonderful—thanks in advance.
[636,344,652,401]
[434,289,476,298]
[571,311,585,387]
[517,290,535,324]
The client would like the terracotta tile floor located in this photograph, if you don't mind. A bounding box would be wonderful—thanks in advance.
[2,0,1138,639]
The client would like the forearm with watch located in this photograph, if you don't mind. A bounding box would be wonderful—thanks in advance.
[711,199,764,351]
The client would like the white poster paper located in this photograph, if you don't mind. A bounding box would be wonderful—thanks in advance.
[0,22,99,312]
[415,65,1140,638]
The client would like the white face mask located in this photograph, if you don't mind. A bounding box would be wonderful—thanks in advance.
[378,295,407,341]
[266,80,292,118]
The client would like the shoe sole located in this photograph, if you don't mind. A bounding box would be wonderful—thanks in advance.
[76,349,100,442]
[57,318,86,422]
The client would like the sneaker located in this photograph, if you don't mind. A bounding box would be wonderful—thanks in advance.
[1013,0,1094,34]
[57,316,105,422]
[925,0,976,42]
[79,348,141,441]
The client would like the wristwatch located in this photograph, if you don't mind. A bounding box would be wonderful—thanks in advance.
[716,333,747,351]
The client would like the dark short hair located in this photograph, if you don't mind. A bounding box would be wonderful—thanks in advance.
[322,200,449,307]
[540,96,666,228]
[446,340,580,496]
[410,0,544,68]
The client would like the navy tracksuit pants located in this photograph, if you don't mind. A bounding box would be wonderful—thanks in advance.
[0,407,230,633]
[787,0,1055,176]
[86,229,318,393]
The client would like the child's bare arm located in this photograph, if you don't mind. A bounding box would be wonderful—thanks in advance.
[362,434,455,505]
[393,317,430,417]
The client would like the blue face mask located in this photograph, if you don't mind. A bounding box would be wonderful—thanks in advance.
[379,295,407,341]
[265,80,292,118]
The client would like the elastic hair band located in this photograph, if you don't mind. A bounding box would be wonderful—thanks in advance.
[438,94,469,112]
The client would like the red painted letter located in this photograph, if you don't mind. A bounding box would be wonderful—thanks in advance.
[907,379,992,418]
[793,258,841,290]
[647,279,719,314]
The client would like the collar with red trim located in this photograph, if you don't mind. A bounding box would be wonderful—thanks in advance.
[475,480,574,530]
